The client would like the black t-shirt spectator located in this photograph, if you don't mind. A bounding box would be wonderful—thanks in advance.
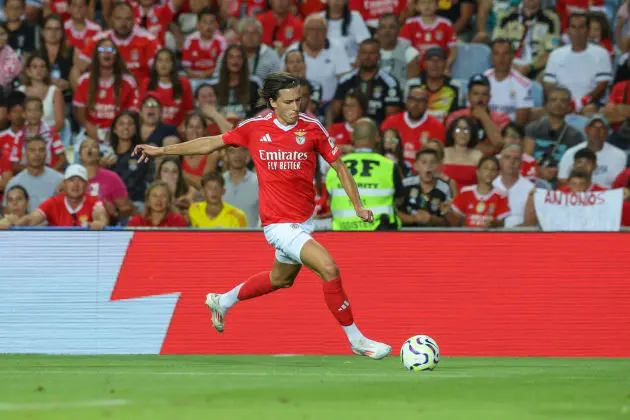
[399,175,454,223]
[8,21,38,57]
[212,79,261,120]
[144,123,179,147]
[113,151,153,202]
[42,46,74,101]
[334,69,403,125]
[438,0,475,31]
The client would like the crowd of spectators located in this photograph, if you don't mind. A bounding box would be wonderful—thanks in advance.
[1,0,630,229]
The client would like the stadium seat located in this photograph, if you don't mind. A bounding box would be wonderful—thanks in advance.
[450,79,469,108]
[451,44,492,80]
[534,178,553,190]
[530,81,544,107]
[565,114,589,136]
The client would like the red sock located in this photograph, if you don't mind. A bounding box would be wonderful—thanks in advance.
[322,277,354,326]
[237,271,276,301]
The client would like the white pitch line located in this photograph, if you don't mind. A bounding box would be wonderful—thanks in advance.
[0,399,129,411]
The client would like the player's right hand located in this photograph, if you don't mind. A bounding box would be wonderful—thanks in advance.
[132,144,164,163]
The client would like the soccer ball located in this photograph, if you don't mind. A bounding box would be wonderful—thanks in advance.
[400,335,440,371]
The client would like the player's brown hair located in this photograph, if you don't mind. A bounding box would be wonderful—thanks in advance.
[258,72,300,108]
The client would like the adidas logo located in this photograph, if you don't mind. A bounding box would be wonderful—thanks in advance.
[338,300,350,311]
[259,133,272,143]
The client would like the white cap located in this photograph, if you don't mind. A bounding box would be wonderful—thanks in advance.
[64,164,88,181]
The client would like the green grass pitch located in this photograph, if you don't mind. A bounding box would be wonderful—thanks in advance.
[0,355,628,419]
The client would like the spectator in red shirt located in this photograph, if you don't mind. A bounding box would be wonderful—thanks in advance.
[141,48,194,128]
[446,73,511,156]
[133,0,181,45]
[156,157,197,219]
[442,116,483,190]
[64,0,101,51]
[612,168,630,226]
[328,89,367,153]
[127,180,188,227]
[257,0,304,56]
[73,39,139,143]
[9,164,109,228]
[445,156,510,228]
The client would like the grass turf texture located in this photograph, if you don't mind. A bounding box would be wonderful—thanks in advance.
[0,356,628,419]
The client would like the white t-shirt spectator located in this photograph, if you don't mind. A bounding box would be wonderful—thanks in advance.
[318,10,371,63]
[493,175,535,228]
[286,40,352,102]
[543,44,612,110]
[557,142,627,187]
[484,69,534,121]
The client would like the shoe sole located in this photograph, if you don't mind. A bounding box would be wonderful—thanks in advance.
[205,294,225,333]
[352,345,392,360]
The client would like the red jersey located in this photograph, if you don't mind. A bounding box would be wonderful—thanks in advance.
[225,0,268,17]
[298,0,325,17]
[81,28,161,82]
[127,212,188,227]
[38,193,104,227]
[222,112,340,225]
[442,163,477,190]
[452,185,510,228]
[400,17,457,66]
[380,112,445,166]
[45,0,70,21]
[73,73,139,130]
[327,122,353,146]
[558,183,608,192]
[556,0,605,30]
[139,77,194,126]
[0,129,18,164]
[349,0,408,26]
[257,11,303,48]
[10,122,65,168]
[182,31,227,76]
[64,19,102,51]
[133,0,177,44]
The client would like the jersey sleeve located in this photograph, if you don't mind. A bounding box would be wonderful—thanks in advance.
[399,22,413,42]
[314,123,340,164]
[181,37,194,69]
[451,192,467,215]
[595,48,613,83]
[221,121,252,148]
[72,79,88,107]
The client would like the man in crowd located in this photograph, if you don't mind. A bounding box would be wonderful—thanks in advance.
[4,0,38,56]
[189,171,248,228]
[446,74,511,156]
[484,39,534,126]
[223,147,259,228]
[375,13,421,89]
[257,0,303,55]
[557,115,626,188]
[332,38,403,126]
[419,48,459,123]
[326,117,404,231]
[493,144,535,227]
[2,136,63,212]
[6,164,108,228]
[558,148,608,192]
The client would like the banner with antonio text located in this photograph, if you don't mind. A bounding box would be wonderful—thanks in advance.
[534,189,623,231]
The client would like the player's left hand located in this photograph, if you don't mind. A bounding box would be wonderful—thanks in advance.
[356,208,374,223]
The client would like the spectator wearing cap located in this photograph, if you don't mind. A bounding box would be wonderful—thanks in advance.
[257,0,304,57]
[318,0,370,64]
[127,181,188,228]
[493,144,535,227]
[376,13,421,89]
[485,39,534,126]
[557,115,626,188]
[331,38,403,126]
[400,0,457,75]
[543,13,611,114]
[7,164,109,228]
[445,73,511,156]
[139,92,180,148]
[214,17,281,82]
[492,0,561,80]
[283,49,323,107]
[2,136,63,212]
[524,86,585,183]
[140,48,194,128]
[419,47,459,123]
[223,146,259,228]
[285,14,351,104]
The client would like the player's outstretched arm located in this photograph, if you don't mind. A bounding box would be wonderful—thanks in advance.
[133,135,227,163]
[330,158,374,223]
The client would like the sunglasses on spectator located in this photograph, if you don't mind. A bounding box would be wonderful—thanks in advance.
[143,98,160,108]
[454,127,471,133]
[98,46,115,53]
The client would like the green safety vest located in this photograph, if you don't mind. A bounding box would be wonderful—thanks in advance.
[325,151,400,231]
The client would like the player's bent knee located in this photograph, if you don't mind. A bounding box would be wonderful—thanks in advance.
[319,260,340,282]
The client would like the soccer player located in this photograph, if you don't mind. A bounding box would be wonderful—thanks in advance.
[133,72,392,359]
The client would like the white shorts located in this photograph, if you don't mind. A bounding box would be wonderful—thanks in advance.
[263,218,315,265]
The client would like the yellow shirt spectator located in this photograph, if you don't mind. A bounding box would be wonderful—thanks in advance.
[188,202,248,228]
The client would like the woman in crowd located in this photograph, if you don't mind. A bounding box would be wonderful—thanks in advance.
[180,112,219,189]
[79,137,134,221]
[127,181,189,227]
[382,128,413,179]
[0,185,29,226]
[319,0,370,62]
[442,116,482,190]
[284,49,323,107]
[18,52,65,133]
[0,22,22,90]
[140,48,194,128]
[328,89,367,152]
[213,44,261,121]
[139,93,180,147]
[156,157,197,219]
[107,111,152,211]
[444,156,510,228]
[38,15,77,99]
[73,39,138,143]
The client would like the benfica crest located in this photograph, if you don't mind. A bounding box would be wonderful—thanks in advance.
[295,129,306,145]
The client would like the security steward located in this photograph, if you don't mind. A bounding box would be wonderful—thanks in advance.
[326,117,404,231]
